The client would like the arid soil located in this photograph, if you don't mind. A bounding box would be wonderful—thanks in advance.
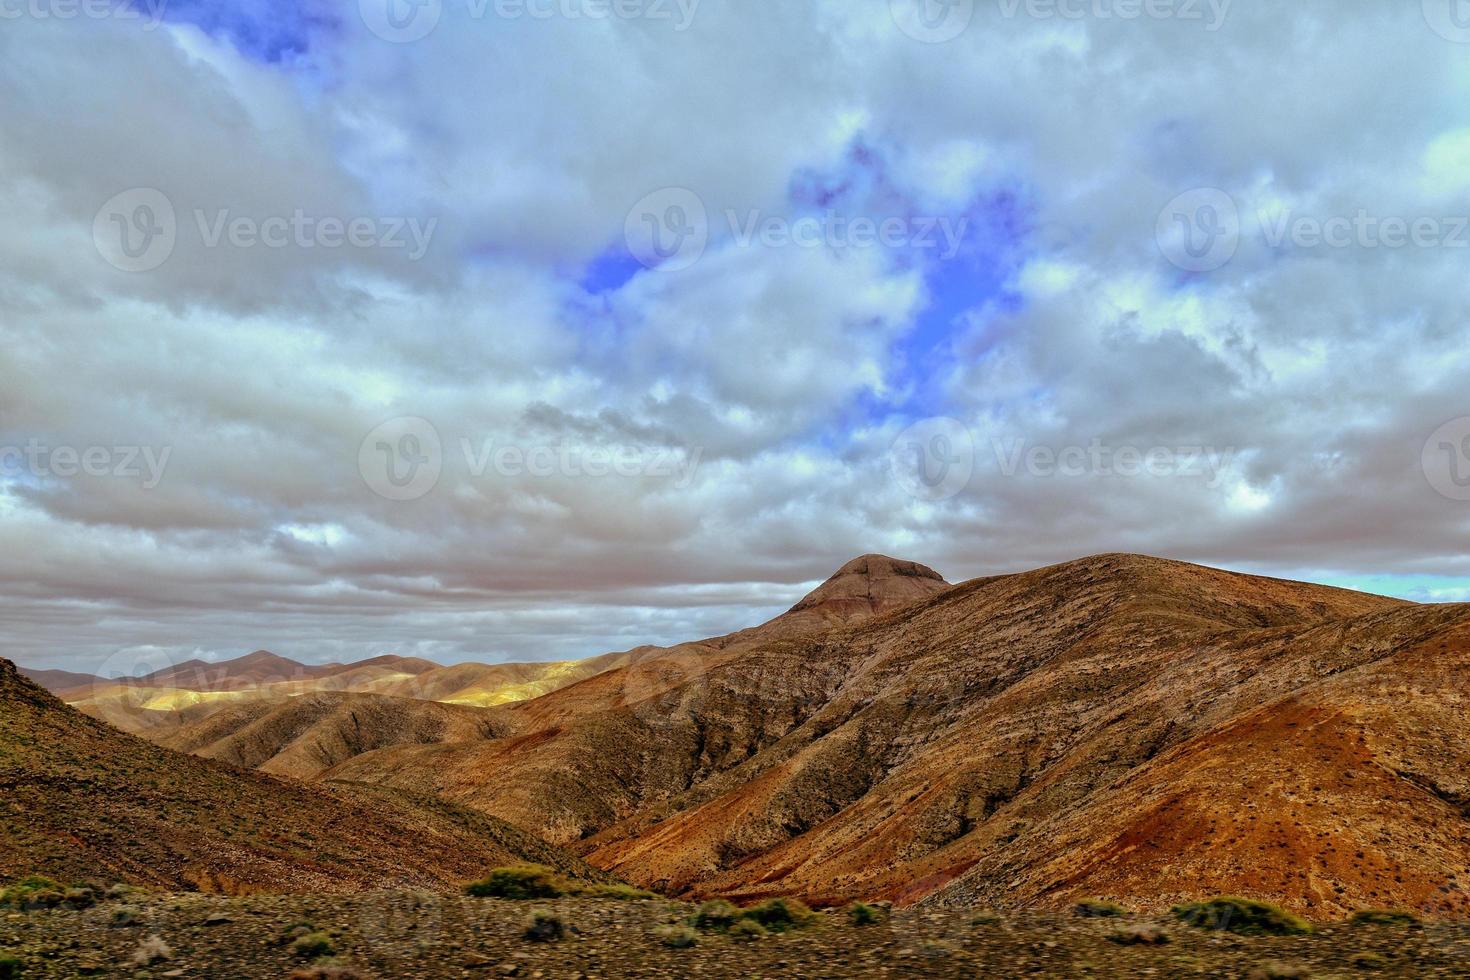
[2,891,1467,978]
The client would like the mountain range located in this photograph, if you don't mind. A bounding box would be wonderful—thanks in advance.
[13,552,1470,920]
[0,658,603,893]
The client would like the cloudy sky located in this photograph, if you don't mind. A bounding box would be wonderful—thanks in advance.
[3,1,1469,673]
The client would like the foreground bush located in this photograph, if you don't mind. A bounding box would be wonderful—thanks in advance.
[691,900,741,932]
[1073,898,1129,918]
[109,906,141,928]
[0,953,21,979]
[1172,897,1312,936]
[1350,909,1420,927]
[0,877,65,911]
[62,888,96,910]
[847,901,887,926]
[729,919,767,942]
[739,897,818,933]
[464,865,568,900]
[523,912,565,942]
[289,932,337,960]
[578,883,657,901]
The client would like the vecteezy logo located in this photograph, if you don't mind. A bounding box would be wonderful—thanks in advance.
[890,0,974,43]
[93,188,176,273]
[359,416,443,501]
[889,417,975,501]
[624,187,709,272]
[1156,187,1240,273]
[1423,416,1470,501]
[359,0,442,42]
[1423,0,1470,43]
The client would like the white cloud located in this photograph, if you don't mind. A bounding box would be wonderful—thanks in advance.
[2,2,1468,671]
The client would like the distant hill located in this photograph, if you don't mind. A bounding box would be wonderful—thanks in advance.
[49,649,638,732]
[18,666,102,691]
[155,691,517,779]
[0,658,605,893]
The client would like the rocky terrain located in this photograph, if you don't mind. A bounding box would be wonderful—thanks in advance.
[0,660,604,893]
[2,889,1467,978]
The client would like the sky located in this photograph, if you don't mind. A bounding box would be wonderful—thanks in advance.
[2,1,1469,674]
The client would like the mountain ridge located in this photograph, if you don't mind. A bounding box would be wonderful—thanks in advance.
[0,657,607,893]
[321,553,1469,917]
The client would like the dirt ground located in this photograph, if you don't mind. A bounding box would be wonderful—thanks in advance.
[2,891,1468,978]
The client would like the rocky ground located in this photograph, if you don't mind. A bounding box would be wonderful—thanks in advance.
[2,891,1467,978]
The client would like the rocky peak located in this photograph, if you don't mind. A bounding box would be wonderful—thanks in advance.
[789,554,946,610]
[773,554,949,631]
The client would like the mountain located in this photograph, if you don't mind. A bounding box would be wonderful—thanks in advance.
[0,658,604,893]
[324,554,1470,919]
[773,554,949,633]
[39,557,951,740]
[51,649,637,733]
[155,691,516,779]
[17,666,101,692]
[137,650,335,690]
[96,556,950,779]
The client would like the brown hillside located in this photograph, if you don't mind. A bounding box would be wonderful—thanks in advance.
[328,554,1470,918]
[156,692,517,779]
[0,658,604,893]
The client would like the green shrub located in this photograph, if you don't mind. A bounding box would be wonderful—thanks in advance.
[653,924,699,949]
[579,884,657,901]
[109,906,141,928]
[62,888,96,910]
[0,877,65,911]
[1073,898,1129,918]
[729,919,767,942]
[847,901,886,926]
[523,912,565,942]
[691,899,741,932]
[1172,897,1312,936]
[1350,909,1419,927]
[290,932,337,960]
[1351,950,1389,969]
[280,922,316,945]
[0,953,20,979]
[738,897,818,933]
[464,865,567,900]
